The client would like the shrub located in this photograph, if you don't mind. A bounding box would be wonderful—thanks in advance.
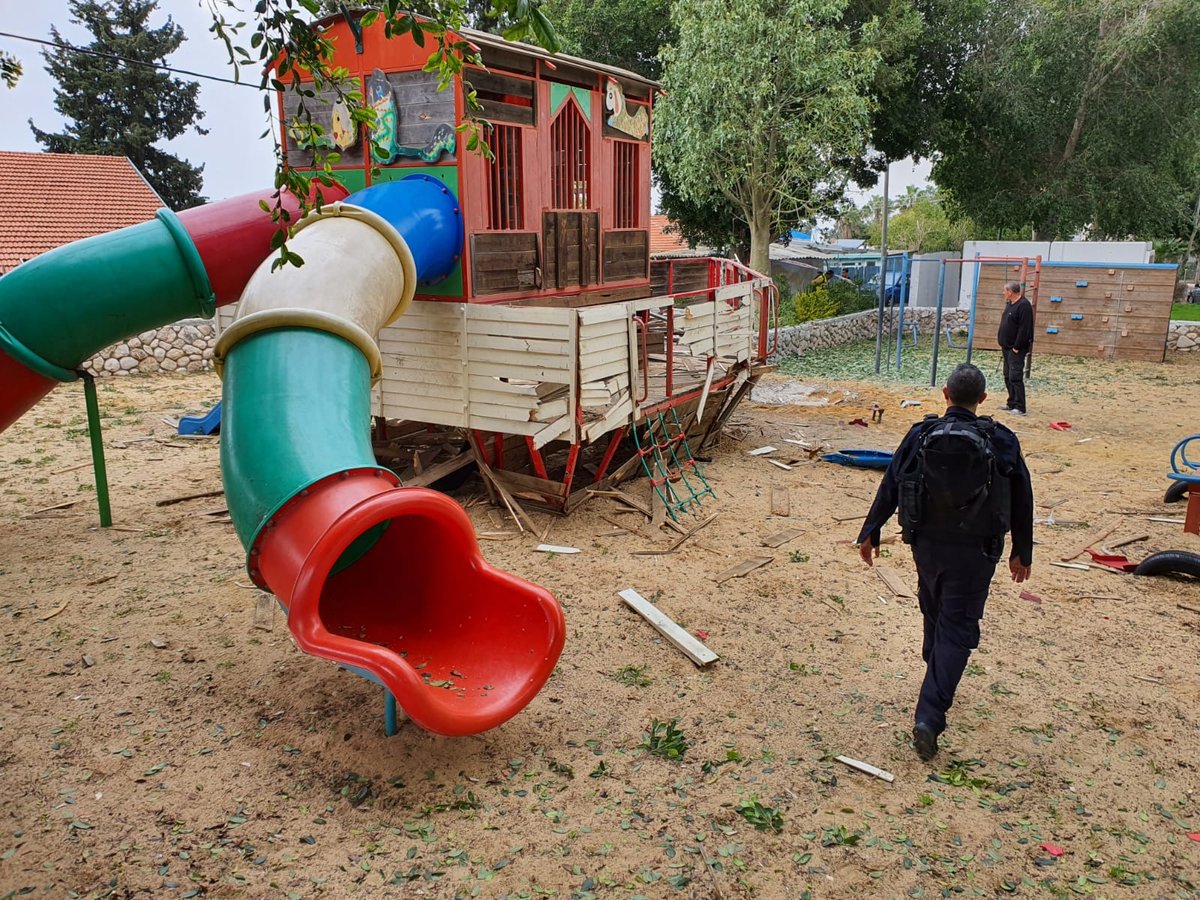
[794,286,840,322]
[828,279,877,315]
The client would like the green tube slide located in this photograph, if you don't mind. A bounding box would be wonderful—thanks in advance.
[0,210,213,374]
[219,327,391,565]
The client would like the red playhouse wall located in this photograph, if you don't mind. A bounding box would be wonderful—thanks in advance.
[276,12,655,305]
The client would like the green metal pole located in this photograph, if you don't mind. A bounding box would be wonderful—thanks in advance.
[80,372,113,528]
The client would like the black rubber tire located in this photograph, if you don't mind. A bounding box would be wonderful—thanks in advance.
[1133,550,1200,579]
[1164,480,1189,504]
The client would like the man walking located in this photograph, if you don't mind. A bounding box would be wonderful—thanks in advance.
[997,281,1033,415]
[856,364,1033,761]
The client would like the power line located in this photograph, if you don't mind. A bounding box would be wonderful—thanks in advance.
[0,30,259,89]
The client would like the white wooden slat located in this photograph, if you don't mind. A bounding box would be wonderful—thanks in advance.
[533,414,574,449]
[380,391,465,415]
[467,304,571,327]
[378,402,465,429]
[466,414,543,436]
[380,368,465,388]
[379,336,463,355]
[472,361,573,381]
[384,355,463,374]
[715,282,754,302]
[617,588,720,667]
[466,333,570,354]
[532,398,569,421]
[467,388,538,411]
[466,375,540,396]
[464,319,572,340]
[468,347,572,374]
[577,329,628,354]
[583,397,633,442]
[581,357,630,383]
[378,379,465,402]
[578,302,634,325]
[580,343,628,367]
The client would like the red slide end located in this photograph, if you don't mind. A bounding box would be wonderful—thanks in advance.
[254,471,565,737]
[177,181,349,307]
[0,346,59,434]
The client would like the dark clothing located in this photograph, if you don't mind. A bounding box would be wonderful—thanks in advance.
[997,297,1033,353]
[1002,345,1028,413]
[856,407,1034,565]
[856,406,1035,736]
[912,540,997,733]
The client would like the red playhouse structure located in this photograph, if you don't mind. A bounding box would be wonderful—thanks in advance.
[216,10,780,522]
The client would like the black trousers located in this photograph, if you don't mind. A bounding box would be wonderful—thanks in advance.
[1001,347,1028,412]
[911,539,998,734]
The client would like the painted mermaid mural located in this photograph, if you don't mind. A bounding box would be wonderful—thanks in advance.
[367,68,457,163]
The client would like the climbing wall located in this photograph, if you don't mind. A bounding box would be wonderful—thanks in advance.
[973,262,1176,362]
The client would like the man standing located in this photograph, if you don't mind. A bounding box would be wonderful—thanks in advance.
[997,281,1033,415]
[856,364,1033,761]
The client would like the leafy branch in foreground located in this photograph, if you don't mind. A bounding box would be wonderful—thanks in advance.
[202,0,558,269]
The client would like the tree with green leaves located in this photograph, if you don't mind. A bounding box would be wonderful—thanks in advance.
[30,0,208,210]
[653,0,878,274]
[1,51,21,89]
[866,189,971,252]
[541,0,673,81]
[932,0,1200,241]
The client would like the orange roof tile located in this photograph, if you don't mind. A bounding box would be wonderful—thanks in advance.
[0,151,163,273]
[649,214,708,258]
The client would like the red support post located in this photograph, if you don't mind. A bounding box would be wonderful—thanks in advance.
[562,443,581,498]
[525,435,549,481]
[593,426,626,482]
[492,433,505,469]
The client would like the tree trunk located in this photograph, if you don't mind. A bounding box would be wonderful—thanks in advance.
[748,207,772,276]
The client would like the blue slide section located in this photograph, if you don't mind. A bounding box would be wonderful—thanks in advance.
[179,401,222,436]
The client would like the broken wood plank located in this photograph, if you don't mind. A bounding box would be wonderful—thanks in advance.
[651,489,667,529]
[630,511,721,556]
[714,556,773,584]
[51,462,91,476]
[402,449,473,489]
[155,488,224,507]
[1178,603,1200,615]
[1108,533,1149,550]
[617,588,719,666]
[37,601,69,622]
[1061,520,1118,561]
[761,526,804,549]
[834,755,895,783]
[29,500,78,515]
[748,446,777,456]
[534,544,580,554]
[1050,561,1091,571]
[770,484,790,517]
[587,488,653,519]
[765,458,793,471]
[832,513,866,523]
[876,566,916,599]
[1146,516,1186,525]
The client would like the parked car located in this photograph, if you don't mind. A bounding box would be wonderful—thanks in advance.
[865,272,911,306]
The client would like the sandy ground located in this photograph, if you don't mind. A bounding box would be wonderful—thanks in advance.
[1,353,1198,900]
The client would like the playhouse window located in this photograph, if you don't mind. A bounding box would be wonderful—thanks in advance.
[486,124,524,230]
[551,101,590,210]
[613,141,638,228]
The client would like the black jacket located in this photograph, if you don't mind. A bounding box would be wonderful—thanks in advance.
[998,296,1033,352]
[856,406,1034,565]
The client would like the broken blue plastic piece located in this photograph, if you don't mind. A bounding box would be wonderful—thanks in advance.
[1050,296,1063,303]
[1075,280,1088,287]
[1071,314,1084,320]
[1046,326,1059,334]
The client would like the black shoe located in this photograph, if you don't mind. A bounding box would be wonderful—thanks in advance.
[912,722,938,761]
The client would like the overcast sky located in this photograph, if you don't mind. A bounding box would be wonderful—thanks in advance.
[1,1,932,214]
[1,0,278,201]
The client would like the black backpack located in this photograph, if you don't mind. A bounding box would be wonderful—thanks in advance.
[897,415,1011,541]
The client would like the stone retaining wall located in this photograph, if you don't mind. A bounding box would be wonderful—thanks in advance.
[771,307,970,360]
[1167,320,1200,352]
[81,319,217,377]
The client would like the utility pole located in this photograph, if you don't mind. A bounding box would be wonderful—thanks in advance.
[873,164,890,374]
